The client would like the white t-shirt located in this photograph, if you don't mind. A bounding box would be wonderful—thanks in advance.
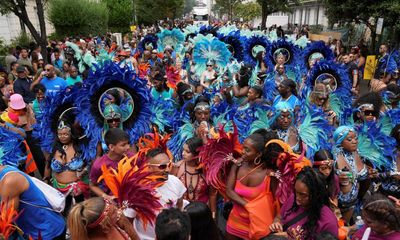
[133,175,186,240]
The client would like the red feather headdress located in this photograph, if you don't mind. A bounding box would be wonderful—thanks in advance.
[98,155,162,228]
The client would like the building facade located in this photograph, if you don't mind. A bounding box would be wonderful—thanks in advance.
[287,0,329,27]
[0,0,54,43]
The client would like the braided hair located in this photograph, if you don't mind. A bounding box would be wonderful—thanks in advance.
[284,167,329,239]
[362,193,400,232]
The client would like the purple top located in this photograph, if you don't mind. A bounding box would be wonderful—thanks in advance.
[281,194,338,239]
[332,174,340,199]
[89,152,133,194]
[352,226,400,240]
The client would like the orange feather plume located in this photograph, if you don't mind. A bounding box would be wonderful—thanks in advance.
[0,201,21,239]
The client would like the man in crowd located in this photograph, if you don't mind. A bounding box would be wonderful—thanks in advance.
[31,64,67,95]
[17,47,33,75]
[13,66,35,104]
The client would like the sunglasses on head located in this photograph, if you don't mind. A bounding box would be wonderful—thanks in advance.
[148,162,171,170]
[107,118,121,124]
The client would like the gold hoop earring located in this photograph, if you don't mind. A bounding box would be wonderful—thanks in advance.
[254,157,261,165]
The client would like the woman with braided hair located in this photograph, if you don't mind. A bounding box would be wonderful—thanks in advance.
[270,167,338,239]
[67,197,139,240]
[352,194,400,239]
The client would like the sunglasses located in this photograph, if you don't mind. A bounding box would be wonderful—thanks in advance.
[107,118,121,124]
[207,65,212,67]
[148,162,171,170]
[363,110,375,116]
[44,68,52,71]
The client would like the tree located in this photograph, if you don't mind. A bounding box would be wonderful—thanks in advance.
[323,0,400,51]
[213,0,243,21]
[256,0,295,30]
[234,2,261,22]
[136,0,184,25]
[103,0,133,33]
[183,0,196,16]
[0,0,48,62]
[48,0,108,37]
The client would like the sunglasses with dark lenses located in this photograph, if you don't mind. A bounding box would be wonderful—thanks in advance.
[207,65,212,67]
[149,162,171,170]
[363,110,375,116]
[107,118,121,124]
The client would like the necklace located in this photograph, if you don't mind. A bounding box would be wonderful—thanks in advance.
[62,145,69,151]
[184,163,200,200]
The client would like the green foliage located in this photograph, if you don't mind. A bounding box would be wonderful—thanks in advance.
[184,0,196,15]
[309,25,324,34]
[48,0,109,36]
[10,32,34,48]
[213,0,243,19]
[233,2,261,21]
[136,0,184,25]
[103,0,133,33]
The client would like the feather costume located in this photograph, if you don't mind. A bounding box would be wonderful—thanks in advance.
[266,38,302,85]
[298,105,333,160]
[217,30,245,62]
[357,121,397,171]
[199,125,242,196]
[138,34,158,53]
[151,98,177,133]
[301,41,335,73]
[156,28,185,55]
[75,61,152,156]
[265,139,312,204]
[167,120,195,161]
[98,155,162,228]
[191,34,232,78]
[242,35,270,67]
[32,84,88,157]
[380,108,400,136]
[303,60,352,123]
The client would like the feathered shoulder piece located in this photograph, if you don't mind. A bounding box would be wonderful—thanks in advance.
[98,155,162,228]
[357,121,397,171]
[380,108,400,136]
[156,28,185,54]
[0,201,21,239]
[199,125,242,196]
[151,98,177,133]
[265,139,312,204]
[298,105,333,159]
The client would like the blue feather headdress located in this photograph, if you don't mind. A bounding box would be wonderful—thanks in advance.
[32,84,82,155]
[75,61,152,158]
[217,30,245,62]
[183,24,200,41]
[151,98,177,133]
[0,127,25,166]
[266,39,302,84]
[303,60,352,122]
[243,35,270,67]
[137,34,158,53]
[301,41,334,73]
[156,28,185,54]
[199,25,219,37]
[192,34,232,77]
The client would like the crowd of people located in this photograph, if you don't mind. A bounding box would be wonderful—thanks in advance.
[1,22,400,240]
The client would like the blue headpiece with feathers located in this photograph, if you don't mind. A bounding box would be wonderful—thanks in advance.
[75,61,152,156]
[156,28,185,55]
[138,34,158,53]
[217,30,245,62]
[243,35,270,67]
[301,41,335,73]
